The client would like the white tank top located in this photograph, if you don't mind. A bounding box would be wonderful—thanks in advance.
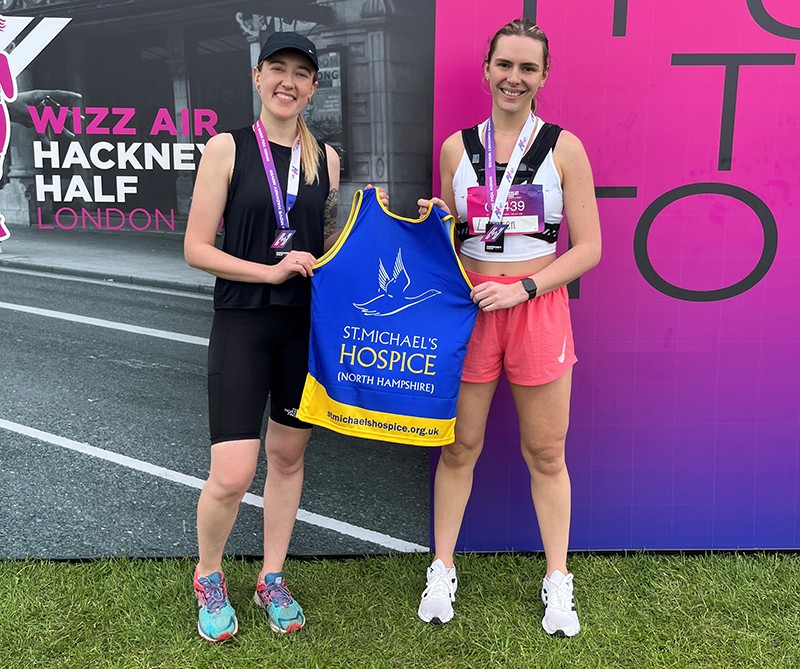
[453,118,563,262]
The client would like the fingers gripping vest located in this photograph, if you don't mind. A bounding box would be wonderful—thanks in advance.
[297,188,478,446]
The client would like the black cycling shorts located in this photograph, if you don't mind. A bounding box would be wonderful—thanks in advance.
[207,306,312,444]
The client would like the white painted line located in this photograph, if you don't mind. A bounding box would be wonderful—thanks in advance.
[0,418,429,553]
[0,301,209,346]
[0,267,212,300]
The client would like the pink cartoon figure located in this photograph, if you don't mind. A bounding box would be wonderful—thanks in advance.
[0,30,17,241]
[0,14,75,241]
[0,51,17,176]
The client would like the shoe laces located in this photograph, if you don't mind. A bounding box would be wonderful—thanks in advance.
[424,571,455,601]
[545,573,575,612]
[198,576,227,614]
[264,579,294,608]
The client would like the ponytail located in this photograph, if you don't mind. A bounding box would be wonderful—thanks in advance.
[296,115,321,185]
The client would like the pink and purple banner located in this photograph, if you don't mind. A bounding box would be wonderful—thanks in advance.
[3,0,797,559]
[435,0,800,550]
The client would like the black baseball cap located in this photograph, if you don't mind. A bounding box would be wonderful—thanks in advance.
[258,32,319,71]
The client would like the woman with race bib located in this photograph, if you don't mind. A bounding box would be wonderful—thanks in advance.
[416,18,601,637]
[184,31,385,641]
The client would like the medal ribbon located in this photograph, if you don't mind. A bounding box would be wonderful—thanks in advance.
[484,112,537,226]
[253,119,302,229]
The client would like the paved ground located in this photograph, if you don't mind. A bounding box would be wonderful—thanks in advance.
[0,224,431,560]
[0,224,213,293]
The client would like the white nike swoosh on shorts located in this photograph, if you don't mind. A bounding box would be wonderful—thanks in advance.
[556,335,567,364]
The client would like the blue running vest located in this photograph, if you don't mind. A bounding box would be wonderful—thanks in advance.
[297,188,478,446]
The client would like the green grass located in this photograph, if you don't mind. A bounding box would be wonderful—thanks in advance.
[4,553,799,669]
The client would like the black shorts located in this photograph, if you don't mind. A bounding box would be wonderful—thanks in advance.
[207,306,312,444]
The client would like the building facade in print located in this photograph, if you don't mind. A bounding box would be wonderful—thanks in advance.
[1,0,434,230]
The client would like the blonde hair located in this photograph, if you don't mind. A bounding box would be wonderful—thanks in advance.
[485,18,551,112]
[296,115,321,185]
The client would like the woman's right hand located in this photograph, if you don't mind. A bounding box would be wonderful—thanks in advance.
[268,250,317,284]
[417,197,450,217]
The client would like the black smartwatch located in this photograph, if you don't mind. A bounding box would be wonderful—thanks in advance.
[521,277,538,300]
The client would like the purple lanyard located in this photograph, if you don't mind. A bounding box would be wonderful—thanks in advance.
[484,113,537,225]
[252,119,302,230]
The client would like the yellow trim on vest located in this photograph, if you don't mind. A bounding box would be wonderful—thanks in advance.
[321,189,474,289]
[297,374,455,447]
[449,219,474,289]
[315,189,364,269]
[376,190,436,224]
[410,197,473,289]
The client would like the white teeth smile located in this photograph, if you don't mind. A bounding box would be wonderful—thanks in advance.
[500,89,524,97]
[275,93,295,101]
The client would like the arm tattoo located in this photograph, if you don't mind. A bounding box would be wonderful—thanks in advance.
[323,188,339,239]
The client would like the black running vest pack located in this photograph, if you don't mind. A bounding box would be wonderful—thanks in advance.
[457,122,562,244]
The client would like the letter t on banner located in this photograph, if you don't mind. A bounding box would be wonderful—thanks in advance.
[672,53,796,171]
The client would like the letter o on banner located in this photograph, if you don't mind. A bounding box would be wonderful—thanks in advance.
[633,183,778,302]
[746,0,800,39]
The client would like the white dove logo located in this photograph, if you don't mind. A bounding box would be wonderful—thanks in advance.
[352,248,440,317]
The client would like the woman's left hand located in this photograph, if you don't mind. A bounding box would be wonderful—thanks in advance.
[365,183,389,208]
[471,280,529,312]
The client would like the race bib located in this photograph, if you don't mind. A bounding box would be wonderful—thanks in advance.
[466,184,545,235]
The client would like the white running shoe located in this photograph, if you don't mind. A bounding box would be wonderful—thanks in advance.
[417,559,458,624]
[541,570,580,637]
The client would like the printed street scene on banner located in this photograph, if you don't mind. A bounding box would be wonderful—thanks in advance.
[0,0,437,560]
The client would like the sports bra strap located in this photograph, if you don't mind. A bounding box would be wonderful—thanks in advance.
[461,121,562,186]
[456,122,563,243]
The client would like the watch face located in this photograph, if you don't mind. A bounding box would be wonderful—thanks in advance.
[522,278,537,299]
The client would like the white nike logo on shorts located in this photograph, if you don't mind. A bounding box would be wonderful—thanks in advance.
[556,336,567,364]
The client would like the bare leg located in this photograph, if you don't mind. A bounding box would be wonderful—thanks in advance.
[197,439,261,576]
[432,379,498,568]
[510,369,573,576]
[260,419,312,576]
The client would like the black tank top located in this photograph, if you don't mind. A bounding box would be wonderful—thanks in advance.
[213,126,330,309]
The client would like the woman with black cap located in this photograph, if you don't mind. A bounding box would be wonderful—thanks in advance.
[184,31,386,641]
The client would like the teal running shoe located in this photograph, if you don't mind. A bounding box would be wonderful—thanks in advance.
[253,572,306,634]
[194,568,238,642]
